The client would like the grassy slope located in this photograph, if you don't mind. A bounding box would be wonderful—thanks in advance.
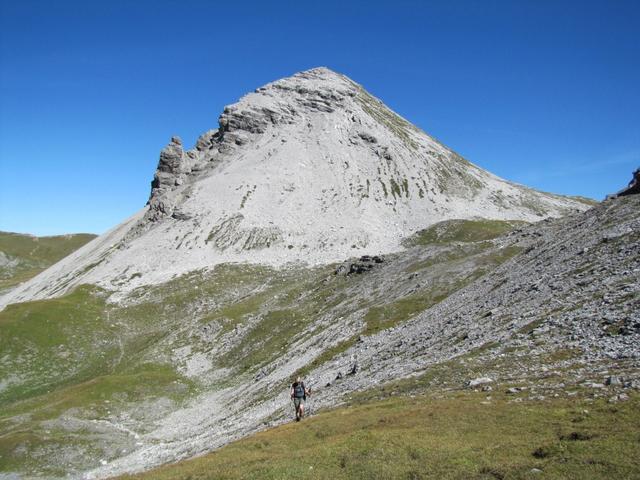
[404,219,527,246]
[567,195,600,207]
[0,264,348,476]
[0,231,96,290]
[118,390,639,480]
[0,219,532,477]
[0,285,197,477]
[115,258,640,480]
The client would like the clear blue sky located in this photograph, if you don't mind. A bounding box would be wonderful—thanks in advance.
[1,0,638,235]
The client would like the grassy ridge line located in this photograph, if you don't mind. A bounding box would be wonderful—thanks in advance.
[116,391,640,480]
[0,231,97,290]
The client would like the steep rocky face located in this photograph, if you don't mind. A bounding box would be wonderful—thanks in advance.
[0,67,592,308]
[143,68,363,225]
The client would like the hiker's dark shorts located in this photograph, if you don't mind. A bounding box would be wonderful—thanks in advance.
[294,397,305,409]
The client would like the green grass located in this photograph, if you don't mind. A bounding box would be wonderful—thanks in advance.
[0,362,194,476]
[1,362,192,421]
[0,231,96,289]
[0,262,343,410]
[294,338,359,379]
[566,196,599,207]
[0,263,337,409]
[0,277,203,477]
[404,243,488,273]
[0,262,358,476]
[292,231,524,381]
[0,285,115,405]
[116,390,640,480]
[0,265,243,409]
[226,308,302,371]
[363,288,454,336]
[0,231,96,264]
[403,245,521,301]
[216,265,348,373]
[293,243,522,381]
[404,219,527,247]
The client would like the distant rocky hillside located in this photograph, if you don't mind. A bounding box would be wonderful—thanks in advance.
[0,67,591,310]
[0,231,96,293]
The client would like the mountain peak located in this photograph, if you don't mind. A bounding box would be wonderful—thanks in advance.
[293,65,345,78]
[232,65,359,117]
[0,68,593,306]
[300,65,339,75]
[276,66,353,85]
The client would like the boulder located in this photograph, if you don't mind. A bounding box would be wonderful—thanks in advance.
[348,361,359,375]
[335,255,384,276]
[605,376,622,386]
[466,377,493,388]
[358,132,378,144]
[195,129,218,151]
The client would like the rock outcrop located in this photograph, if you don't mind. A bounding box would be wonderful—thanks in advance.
[335,255,385,275]
[608,167,640,198]
[147,136,196,221]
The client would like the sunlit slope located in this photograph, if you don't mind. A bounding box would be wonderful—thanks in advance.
[0,231,96,291]
[2,195,638,479]
[116,389,640,480]
[0,67,592,309]
[0,219,524,478]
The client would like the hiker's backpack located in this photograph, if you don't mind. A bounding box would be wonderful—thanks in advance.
[294,382,305,398]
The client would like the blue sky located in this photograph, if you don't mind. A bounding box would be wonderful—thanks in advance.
[1,0,638,235]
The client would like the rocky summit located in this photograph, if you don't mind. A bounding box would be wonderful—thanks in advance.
[0,67,590,309]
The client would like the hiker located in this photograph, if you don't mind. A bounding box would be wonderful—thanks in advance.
[290,376,310,421]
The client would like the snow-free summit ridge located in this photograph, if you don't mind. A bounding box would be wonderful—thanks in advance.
[0,67,591,308]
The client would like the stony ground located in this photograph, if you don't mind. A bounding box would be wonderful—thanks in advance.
[75,195,638,479]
